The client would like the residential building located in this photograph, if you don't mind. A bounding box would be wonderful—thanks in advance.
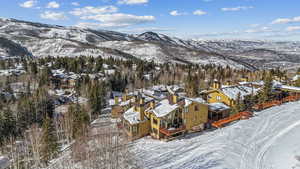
[121,94,208,140]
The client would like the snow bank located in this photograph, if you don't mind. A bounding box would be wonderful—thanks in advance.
[133,101,300,169]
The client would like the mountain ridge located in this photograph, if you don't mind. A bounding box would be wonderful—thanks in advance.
[1,18,300,70]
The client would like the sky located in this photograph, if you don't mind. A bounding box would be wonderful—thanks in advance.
[1,0,300,40]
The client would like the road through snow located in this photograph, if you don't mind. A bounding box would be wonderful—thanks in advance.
[133,101,300,169]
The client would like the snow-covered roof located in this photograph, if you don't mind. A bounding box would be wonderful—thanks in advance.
[0,156,9,169]
[152,99,179,118]
[209,102,231,112]
[0,69,26,76]
[186,97,206,104]
[220,85,259,100]
[279,85,300,92]
[104,69,115,75]
[111,91,123,97]
[143,89,166,100]
[123,107,147,125]
[238,81,264,86]
[184,99,193,107]
[152,85,167,92]
[119,98,134,106]
[292,75,300,81]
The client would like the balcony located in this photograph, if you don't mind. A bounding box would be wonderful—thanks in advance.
[160,125,186,136]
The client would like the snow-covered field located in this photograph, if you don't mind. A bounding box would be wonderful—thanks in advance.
[133,101,300,169]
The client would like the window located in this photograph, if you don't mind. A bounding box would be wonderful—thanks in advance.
[216,96,221,101]
[194,105,199,111]
[153,118,158,125]
[132,125,138,136]
[184,107,189,113]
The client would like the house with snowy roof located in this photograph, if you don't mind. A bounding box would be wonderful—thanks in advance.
[205,83,259,107]
[121,94,208,140]
[149,95,208,140]
[111,90,154,118]
[208,102,231,123]
[121,96,152,140]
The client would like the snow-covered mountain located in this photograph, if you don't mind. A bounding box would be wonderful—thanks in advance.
[1,18,300,70]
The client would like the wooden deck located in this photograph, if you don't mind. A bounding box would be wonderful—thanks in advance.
[160,126,186,136]
[211,111,253,128]
[253,94,300,111]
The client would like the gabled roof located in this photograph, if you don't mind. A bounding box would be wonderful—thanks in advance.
[293,75,300,81]
[220,85,259,100]
[123,107,147,125]
[277,85,300,92]
[209,102,231,112]
[152,99,179,118]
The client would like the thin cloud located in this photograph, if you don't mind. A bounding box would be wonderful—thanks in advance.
[221,6,253,12]
[40,11,68,20]
[19,0,37,8]
[193,10,207,16]
[286,26,300,32]
[272,16,300,24]
[118,0,148,5]
[46,1,60,9]
[245,27,272,33]
[71,2,80,6]
[78,13,155,28]
[70,6,118,16]
[170,10,187,16]
[119,27,174,33]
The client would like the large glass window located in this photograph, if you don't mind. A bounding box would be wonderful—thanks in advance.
[153,118,158,125]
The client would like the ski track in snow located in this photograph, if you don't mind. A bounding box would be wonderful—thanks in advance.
[133,101,300,169]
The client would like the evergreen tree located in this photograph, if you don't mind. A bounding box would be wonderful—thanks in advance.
[0,114,4,146]
[185,70,199,97]
[67,103,90,139]
[88,81,106,119]
[296,78,300,87]
[2,107,17,140]
[233,92,242,114]
[40,116,59,166]
[29,61,38,76]
[38,67,52,87]
[259,73,273,103]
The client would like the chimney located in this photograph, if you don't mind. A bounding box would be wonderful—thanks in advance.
[213,80,221,89]
[172,94,178,104]
[138,97,145,121]
[114,96,119,105]
[150,100,156,109]
[226,80,231,86]
[123,89,129,101]
[139,97,145,105]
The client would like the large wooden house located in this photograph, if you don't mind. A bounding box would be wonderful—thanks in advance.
[122,97,151,140]
[121,94,208,140]
[205,81,259,107]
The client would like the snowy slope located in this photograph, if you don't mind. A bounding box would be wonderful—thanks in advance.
[133,101,300,169]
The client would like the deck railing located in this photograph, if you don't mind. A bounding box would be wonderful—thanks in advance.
[252,94,300,111]
[160,125,186,136]
[212,111,253,128]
